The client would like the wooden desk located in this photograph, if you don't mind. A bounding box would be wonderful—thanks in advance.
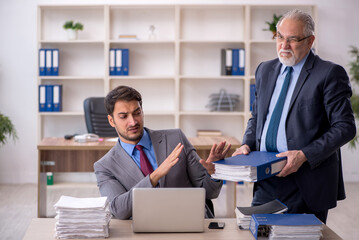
[23,218,342,240]
[37,136,241,217]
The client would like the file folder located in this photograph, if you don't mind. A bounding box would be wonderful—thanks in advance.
[212,151,287,182]
[45,85,53,111]
[249,214,323,240]
[46,49,52,76]
[115,49,122,75]
[122,48,129,75]
[221,48,232,75]
[232,49,240,75]
[239,48,245,76]
[52,49,59,76]
[39,85,46,112]
[52,84,62,112]
[39,49,46,76]
[109,48,116,76]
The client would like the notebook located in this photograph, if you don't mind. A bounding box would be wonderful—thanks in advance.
[132,188,205,233]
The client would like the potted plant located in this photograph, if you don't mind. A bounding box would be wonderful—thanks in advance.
[63,20,84,40]
[263,14,282,39]
[348,45,359,147]
[0,113,18,146]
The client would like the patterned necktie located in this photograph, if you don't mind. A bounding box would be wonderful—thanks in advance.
[265,66,293,152]
[135,145,154,176]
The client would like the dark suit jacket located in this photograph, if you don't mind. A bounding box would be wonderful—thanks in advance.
[243,51,356,211]
[94,128,223,219]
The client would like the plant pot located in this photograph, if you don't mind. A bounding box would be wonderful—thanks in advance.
[66,29,78,40]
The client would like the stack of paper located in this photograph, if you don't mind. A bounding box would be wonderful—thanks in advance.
[54,196,111,239]
[212,151,287,182]
[250,214,323,240]
[235,199,288,230]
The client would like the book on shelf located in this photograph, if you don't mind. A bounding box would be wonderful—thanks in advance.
[197,129,222,136]
[39,48,59,76]
[221,48,245,76]
[235,199,288,230]
[232,48,245,76]
[109,48,129,76]
[211,151,287,182]
[39,84,63,112]
[221,48,232,75]
[249,213,323,240]
[118,34,138,39]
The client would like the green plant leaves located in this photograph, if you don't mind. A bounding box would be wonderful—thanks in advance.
[0,114,18,145]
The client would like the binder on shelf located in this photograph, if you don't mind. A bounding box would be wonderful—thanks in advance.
[52,84,62,112]
[249,214,323,240]
[239,48,245,76]
[115,48,122,75]
[122,48,129,76]
[109,48,116,76]
[221,48,232,76]
[232,49,240,75]
[52,49,59,76]
[39,49,46,76]
[45,85,53,112]
[45,49,52,76]
[250,84,256,111]
[39,85,46,112]
[212,151,287,182]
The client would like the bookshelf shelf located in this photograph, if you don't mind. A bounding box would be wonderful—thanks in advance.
[37,4,317,141]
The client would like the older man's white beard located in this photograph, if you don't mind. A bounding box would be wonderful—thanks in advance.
[278,49,297,66]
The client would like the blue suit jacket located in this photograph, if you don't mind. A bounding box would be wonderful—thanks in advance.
[243,51,356,211]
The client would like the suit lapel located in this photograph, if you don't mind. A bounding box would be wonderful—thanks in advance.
[112,141,144,182]
[288,51,315,111]
[146,128,167,187]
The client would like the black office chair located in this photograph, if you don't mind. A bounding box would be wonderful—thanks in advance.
[83,97,117,137]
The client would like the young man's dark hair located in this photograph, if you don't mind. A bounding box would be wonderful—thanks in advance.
[105,85,143,116]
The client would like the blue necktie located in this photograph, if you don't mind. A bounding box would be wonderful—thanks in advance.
[265,66,293,152]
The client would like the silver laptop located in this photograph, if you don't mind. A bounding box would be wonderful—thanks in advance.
[132,188,205,233]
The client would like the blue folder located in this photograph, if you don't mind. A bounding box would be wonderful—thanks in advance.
[52,84,62,112]
[250,214,323,240]
[213,151,287,182]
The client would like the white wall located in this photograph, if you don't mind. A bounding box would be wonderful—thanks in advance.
[0,0,358,184]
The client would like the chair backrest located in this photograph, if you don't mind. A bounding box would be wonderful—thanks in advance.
[83,97,117,137]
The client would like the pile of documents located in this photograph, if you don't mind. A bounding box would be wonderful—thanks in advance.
[250,214,323,240]
[235,199,288,230]
[54,196,111,239]
[212,151,287,182]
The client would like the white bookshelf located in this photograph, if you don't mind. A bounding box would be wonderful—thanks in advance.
[37,4,317,141]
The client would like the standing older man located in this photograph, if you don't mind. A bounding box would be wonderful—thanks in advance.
[233,9,356,223]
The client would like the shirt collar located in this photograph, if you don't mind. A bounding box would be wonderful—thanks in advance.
[280,51,310,75]
[119,129,152,156]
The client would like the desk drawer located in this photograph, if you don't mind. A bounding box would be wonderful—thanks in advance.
[40,150,109,172]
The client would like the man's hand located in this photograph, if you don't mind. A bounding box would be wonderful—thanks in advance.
[149,143,183,186]
[232,144,251,156]
[199,141,231,175]
[276,150,307,177]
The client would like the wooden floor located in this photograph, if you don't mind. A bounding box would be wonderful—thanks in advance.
[0,183,358,240]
